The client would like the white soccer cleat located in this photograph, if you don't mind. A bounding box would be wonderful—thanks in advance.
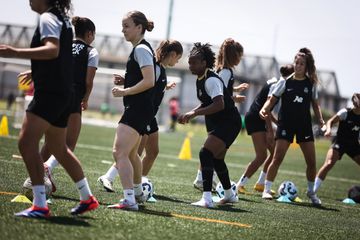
[108,199,139,211]
[306,191,322,205]
[97,176,115,192]
[218,193,239,205]
[262,191,273,200]
[193,179,203,191]
[191,198,214,208]
[135,193,147,204]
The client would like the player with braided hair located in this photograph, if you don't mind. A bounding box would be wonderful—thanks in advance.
[178,42,241,208]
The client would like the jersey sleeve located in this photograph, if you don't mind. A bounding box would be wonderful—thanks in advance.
[155,64,161,82]
[88,48,99,68]
[39,12,63,40]
[134,44,154,68]
[336,108,348,121]
[205,77,223,99]
[218,69,231,88]
[271,78,286,97]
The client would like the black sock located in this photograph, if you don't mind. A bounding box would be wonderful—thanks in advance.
[199,148,214,192]
[214,158,231,190]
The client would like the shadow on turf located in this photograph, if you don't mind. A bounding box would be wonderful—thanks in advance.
[46,216,93,226]
[154,194,188,204]
[276,201,339,211]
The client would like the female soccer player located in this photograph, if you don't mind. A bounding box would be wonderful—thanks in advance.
[0,0,98,218]
[260,48,325,205]
[236,64,294,194]
[98,40,183,191]
[41,16,99,190]
[314,93,360,193]
[192,38,248,191]
[179,42,241,208]
[107,11,156,211]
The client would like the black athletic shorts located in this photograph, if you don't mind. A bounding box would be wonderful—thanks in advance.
[144,117,159,135]
[27,92,72,128]
[119,103,153,135]
[69,95,82,114]
[331,139,360,159]
[245,111,266,135]
[205,109,242,148]
[276,121,314,143]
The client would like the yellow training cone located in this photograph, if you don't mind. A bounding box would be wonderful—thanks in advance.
[0,115,9,136]
[178,136,192,160]
[290,136,298,149]
[11,194,32,204]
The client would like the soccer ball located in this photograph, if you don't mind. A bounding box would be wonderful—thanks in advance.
[278,181,298,201]
[141,176,154,200]
[215,181,237,198]
[22,177,53,200]
[348,185,360,203]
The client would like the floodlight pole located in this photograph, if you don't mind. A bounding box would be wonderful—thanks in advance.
[166,0,174,39]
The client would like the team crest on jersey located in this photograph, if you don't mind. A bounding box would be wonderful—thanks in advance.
[281,130,286,136]
[198,89,203,97]
[147,125,151,131]
[352,125,360,131]
[304,87,309,93]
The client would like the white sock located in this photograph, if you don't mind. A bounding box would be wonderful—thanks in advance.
[256,171,266,185]
[196,169,202,181]
[124,189,136,204]
[202,191,212,202]
[104,165,118,181]
[134,183,143,196]
[237,175,248,187]
[264,180,273,193]
[307,181,315,194]
[224,188,233,198]
[75,178,92,201]
[32,185,47,208]
[314,177,323,193]
[212,171,218,182]
[45,155,59,171]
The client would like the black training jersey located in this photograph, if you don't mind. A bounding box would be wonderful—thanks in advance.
[153,63,167,114]
[124,39,156,107]
[30,8,73,95]
[273,76,314,124]
[217,68,234,95]
[248,78,278,114]
[196,70,236,121]
[336,108,360,144]
[72,39,92,98]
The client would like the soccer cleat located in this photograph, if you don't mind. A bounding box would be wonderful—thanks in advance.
[262,191,273,200]
[193,179,203,191]
[253,183,265,192]
[44,164,56,193]
[107,199,139,211]
[15,205,50,218]
[218,194,239,205]
[306,191,322,205]
[237,186,247,194]
[135,193,147,204]
[97,176,115,192]
[71,196,99,215]
[191,198,214,208]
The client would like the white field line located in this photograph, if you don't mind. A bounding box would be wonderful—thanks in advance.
[2,135,359,184]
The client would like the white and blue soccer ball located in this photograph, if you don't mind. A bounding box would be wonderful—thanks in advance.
[141,177,154,200]
[278,181,298,201]
[215,181,237,198]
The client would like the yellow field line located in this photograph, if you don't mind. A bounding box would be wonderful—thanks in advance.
[170,213,252,228]
[0,191,18,195]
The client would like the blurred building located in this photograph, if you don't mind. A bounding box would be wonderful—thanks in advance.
[0,23,348,125]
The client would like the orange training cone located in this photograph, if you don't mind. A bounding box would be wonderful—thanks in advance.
[178,134,192,160]
[0,115,9,136]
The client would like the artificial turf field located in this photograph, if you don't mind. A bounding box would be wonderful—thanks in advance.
[0,119,359,240]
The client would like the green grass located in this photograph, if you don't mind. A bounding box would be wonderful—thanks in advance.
[0,118,359,240]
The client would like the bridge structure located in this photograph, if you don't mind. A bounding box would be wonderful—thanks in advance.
[0,23,347,125]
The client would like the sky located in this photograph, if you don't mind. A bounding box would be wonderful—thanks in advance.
[0,0,359,98]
